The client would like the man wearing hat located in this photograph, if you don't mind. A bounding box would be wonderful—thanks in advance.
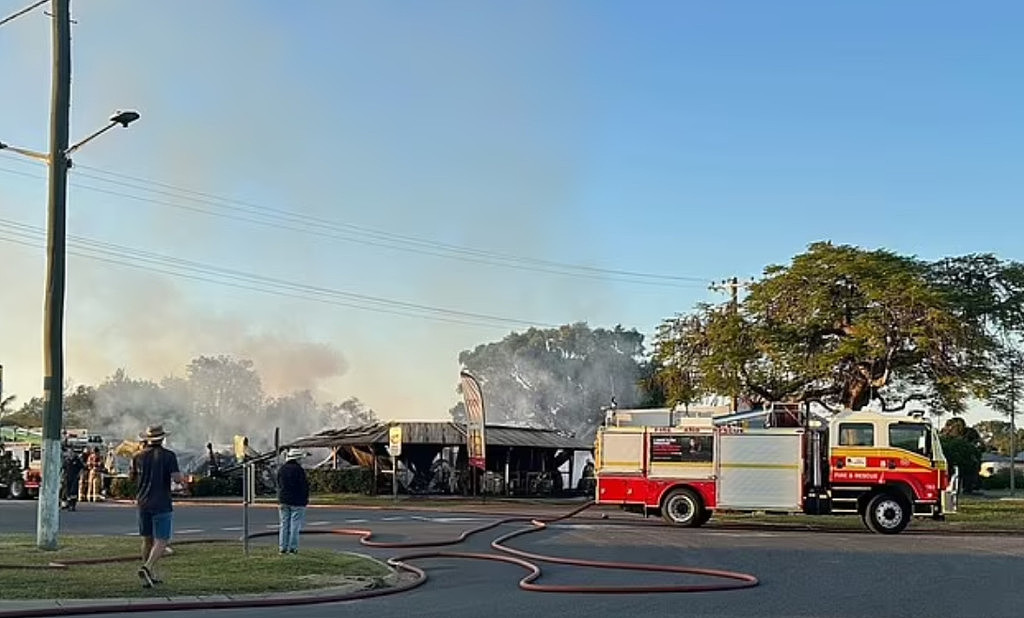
[130,425,185,587]
[276,448,310,554]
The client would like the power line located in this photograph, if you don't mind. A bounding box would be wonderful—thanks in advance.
[0,155,712,288]
[0,218,559,330]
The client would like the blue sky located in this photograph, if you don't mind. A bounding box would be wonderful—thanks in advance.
[1,0,1021,432]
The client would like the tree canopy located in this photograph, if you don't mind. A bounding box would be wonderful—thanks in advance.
[652,242,1024,413]
[449,323,649,440]
[1,356,376,450]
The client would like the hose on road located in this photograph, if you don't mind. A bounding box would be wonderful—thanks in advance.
[0,501,758,617]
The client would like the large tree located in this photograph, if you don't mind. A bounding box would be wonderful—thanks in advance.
[449,323,648,440]
[652,242,1024,413]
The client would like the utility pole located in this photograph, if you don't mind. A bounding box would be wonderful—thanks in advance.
[1011,359,1017,496]
[710,277,752,411]
[37,0,73,551]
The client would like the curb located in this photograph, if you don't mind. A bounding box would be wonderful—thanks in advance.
[106,498,597,516]
[0,552,413,617]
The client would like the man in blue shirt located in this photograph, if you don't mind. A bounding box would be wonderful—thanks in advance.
[130,425,185,588]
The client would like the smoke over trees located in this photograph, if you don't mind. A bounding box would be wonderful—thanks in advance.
[448,323,653,441]
[2,355,376,451]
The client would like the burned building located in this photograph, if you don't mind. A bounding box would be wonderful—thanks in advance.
[286,421,593,497]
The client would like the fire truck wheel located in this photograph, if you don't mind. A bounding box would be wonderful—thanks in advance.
[660,487,704,527]
[8,479,26,500]
[865,492,910,535]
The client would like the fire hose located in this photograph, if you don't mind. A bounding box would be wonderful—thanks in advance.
[0,501,758,617]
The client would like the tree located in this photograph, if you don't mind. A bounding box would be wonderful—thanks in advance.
[939,417,984,491]
[652,243,1024,413]
[4,397,43,427]
[186,355,265,441]
[449,323,649,441]
[0,395,16,425]
[974,420,1024,456]
[63,385,95,427]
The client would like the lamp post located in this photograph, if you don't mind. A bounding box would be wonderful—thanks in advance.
[3,1,138,549]
[0,107,141,549]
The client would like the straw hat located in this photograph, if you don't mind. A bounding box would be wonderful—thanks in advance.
[140,425,168,442]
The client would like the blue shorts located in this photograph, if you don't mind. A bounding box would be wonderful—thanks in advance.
[138,511,173,541]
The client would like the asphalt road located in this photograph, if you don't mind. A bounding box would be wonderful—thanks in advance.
[1,500,1021,618]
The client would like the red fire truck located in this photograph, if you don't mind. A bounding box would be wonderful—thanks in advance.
[593,403,959,534]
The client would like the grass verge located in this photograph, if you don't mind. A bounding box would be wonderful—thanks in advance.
[712,495,1024,531]
[0,535,391,600]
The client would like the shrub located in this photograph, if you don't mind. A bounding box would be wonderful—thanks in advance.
[190,475,242,497]
[307,467,373,494]
[108,477,137,499]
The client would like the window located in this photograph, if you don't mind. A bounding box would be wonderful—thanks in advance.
[889,423,931,458]
[838,423,875,447]
[649,434,713,463]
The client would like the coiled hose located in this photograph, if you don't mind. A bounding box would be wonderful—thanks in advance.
[0,501,758,617]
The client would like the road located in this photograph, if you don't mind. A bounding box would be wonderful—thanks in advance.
[1,500,1021,618]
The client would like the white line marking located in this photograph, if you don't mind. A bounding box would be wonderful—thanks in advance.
[177,529,203,534]
[411,516,487,523]
[124,532,139,536]
[265,524,280,529]
[221,526,242,531]
[309,521,331,526]
[381,516,404,521]
[345,519,368,523]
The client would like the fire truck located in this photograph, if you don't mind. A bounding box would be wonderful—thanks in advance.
[593,403,959,534]
[1,442,41,499]
[0,429,105,499]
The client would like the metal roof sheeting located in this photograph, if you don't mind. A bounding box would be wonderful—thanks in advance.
[287,421,592,451]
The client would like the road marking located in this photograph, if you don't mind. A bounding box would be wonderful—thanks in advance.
[381,516,404,521]
[411,516,487,523]
[309,521,331,526]
[124,532,139,536]
[177,529,203,534]
[345,519,368,523]
[222,526,242,531]
[265,524,280,529]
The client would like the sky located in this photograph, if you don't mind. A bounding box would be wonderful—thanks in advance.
[1,0,1022,435]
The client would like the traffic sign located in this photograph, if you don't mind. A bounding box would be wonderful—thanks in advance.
[388,425,403,457]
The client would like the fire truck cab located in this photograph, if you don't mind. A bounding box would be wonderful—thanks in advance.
[593,403,959,534]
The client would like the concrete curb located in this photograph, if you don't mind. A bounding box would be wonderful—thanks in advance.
[105,498,596,516]
[0,555,411,614]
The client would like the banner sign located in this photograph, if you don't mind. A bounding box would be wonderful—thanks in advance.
[459,370,487,470]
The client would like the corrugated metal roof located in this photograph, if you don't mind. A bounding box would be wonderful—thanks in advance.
[287,421,592,451]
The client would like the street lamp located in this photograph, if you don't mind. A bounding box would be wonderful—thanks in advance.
[0,110,141,163]
[1,110,139,550]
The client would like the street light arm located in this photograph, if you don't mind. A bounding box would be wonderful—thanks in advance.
[65,111,141,156]
[64,122,116,157]
[0,0,47,28]
[0,141,49,163]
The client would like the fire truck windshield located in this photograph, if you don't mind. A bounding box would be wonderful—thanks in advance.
[888,422,931,458]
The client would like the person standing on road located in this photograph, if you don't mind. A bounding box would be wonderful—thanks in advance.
[87,446,103,502]
[276,448,309,554]
[130,425,185,587]
[60,447,84,511]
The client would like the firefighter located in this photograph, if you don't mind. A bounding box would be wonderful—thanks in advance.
[61,447,85,511]
[87,446,104,502]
